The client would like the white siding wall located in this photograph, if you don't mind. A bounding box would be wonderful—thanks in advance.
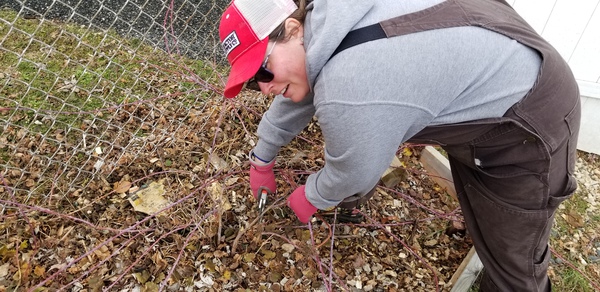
[510,0,600,154]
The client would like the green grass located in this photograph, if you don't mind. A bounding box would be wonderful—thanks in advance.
[550,159,600,292]
[0,8,227,202]
[1,8,224,134]
[552,267,595,292]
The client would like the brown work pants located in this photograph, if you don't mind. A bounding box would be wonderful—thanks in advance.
[441,97,580,291]
[388,0,582,290]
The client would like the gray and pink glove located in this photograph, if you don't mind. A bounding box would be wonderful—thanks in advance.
[249,151,276,199]
[287,185,318,223]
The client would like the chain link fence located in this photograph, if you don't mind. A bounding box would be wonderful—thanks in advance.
[0,1,270,289]
[1,0,230,205]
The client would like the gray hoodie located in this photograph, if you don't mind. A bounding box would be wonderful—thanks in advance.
[253,0,542,209]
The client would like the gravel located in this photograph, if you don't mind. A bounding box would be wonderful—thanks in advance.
[575,153,600,215]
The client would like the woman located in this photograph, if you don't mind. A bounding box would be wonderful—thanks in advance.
[218,0,580,290]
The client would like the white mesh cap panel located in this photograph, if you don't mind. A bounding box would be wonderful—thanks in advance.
[235,0,298,40]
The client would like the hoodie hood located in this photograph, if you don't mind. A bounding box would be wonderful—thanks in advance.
[303,0,376,89]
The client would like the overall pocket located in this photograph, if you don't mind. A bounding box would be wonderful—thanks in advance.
[470,122,550,210]
[464,182,549,280]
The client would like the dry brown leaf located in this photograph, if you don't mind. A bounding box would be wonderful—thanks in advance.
[209,153,228,171]
[114,181,132,194]
[93,245,111,261]
[0,262,10,278]
[261,249,276,260]
[561,211,585,228]
[33,265,45,277]
[210,182,231,212]
[152,252,168,271]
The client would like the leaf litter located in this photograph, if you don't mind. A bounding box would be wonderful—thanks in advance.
[1,91,477,291]
[0,11,598,289]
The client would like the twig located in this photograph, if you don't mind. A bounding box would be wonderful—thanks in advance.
[408,219,419,244]
[217,212,223,244]
[328,210,338,291]
[312,215,334,250]
[309,220,332,291]
[231,198,286,254]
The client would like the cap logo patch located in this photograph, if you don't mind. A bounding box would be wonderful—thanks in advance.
[222,31,240,57]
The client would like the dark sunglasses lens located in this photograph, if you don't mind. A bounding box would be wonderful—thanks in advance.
[254,66,274,83]
[244,66,274,92]
[245,79,261,91]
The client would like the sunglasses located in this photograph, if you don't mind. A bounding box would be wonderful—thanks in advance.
[245,40,277,92]
[245,65,274,92]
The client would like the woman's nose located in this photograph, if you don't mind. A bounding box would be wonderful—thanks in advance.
[259,82,271,95]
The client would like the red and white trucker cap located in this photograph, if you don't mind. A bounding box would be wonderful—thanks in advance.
[219,0,298,98]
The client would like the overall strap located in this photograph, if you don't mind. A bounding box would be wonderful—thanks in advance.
[330,0,518,60]
[330,23,386,59]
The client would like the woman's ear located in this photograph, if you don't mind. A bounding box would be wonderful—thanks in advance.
[284,18,304,40]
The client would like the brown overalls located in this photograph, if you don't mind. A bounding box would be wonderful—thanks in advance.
[338,0,581,290]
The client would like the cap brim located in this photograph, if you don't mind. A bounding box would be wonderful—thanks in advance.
[223,38,269,98]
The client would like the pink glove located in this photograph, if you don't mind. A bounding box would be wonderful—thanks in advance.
[287,185,318,224]
[249,152,276,199]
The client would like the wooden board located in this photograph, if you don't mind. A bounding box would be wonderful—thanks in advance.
[418,146,484,291]
[419,146,457,201]
[449,246,484,291]
[381,155,405,188]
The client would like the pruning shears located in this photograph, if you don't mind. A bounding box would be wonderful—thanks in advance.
[257,186,272,214]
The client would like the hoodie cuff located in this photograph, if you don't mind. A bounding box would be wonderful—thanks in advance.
[253,139,281,162]
[305,173,341,210]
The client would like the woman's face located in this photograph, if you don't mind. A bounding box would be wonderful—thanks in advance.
[257,19,309,103]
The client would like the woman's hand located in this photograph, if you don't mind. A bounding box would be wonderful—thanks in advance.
[249,151,276,199]
[287,185,318,223]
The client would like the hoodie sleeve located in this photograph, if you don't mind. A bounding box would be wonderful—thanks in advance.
[253,93,316,161]
[304,102,435,210]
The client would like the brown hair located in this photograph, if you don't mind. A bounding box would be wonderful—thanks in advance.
[268,0,309,41]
